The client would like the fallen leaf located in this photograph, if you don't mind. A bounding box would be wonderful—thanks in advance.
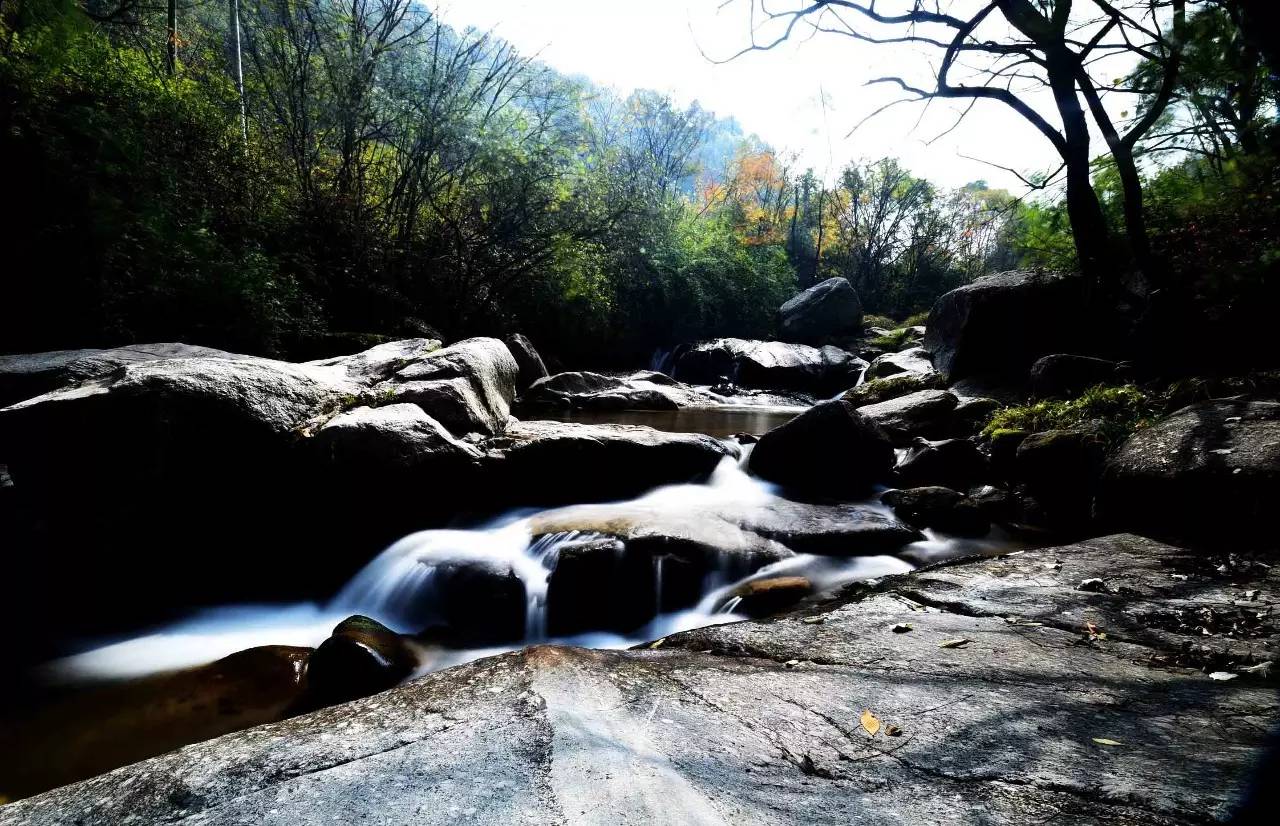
[860,710,881,736]
[939,638,971,649]
[784,659,801,669]
[1209,671,1238,681]
[648,638,665,649]
[890,623,913,633]
[885,724,903,737]
[802,616,825,625]
[1092,738,1123,746]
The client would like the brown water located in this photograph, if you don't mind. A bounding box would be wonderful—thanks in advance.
[541,406,803,437]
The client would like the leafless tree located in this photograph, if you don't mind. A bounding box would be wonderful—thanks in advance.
[717,0,1192,295]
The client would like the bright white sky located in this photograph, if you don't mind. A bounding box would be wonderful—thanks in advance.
[436,0,1114,195]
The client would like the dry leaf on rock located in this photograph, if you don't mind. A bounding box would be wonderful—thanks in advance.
[860,710,881,736]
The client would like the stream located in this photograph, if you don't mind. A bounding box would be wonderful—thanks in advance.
[2,406,1019,801]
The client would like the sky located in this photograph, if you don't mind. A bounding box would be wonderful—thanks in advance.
[435,0,1101,195]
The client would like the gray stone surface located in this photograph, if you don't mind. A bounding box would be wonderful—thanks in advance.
[856,389,959,442]
[1099,399,1280,547]
[7,533,1276,825]
[864,346,934,381]
[673,338,865,394]
[778,277,863,343]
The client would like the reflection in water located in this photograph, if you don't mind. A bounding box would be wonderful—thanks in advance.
[542,405,802,437]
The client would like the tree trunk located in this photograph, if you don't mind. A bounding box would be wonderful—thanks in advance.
[228,0,248,146]
[1046,51,1111,290]
[166,0,178,76]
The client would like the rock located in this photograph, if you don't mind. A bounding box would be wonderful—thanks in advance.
[0,339,505,649]
[1099,400,1280,547]
[504,334,549,391]
[856,389,958,443]
[720,576,813,617]
[305,616,417,708]
[864,346,934,380]
[987,427,1030,479]
[778,277,863,343]
[306,338,443,382]
[924,269,1090,381]
[482,420,735,506]
[310,404,481,469]
[841,371,945,406]
[521,371,710,411]
[968,484,1016,521]
[1016,428,1107,532]
[426,559,530,646]
[881,486,990,537]
[1030,354,1126,399]
[749,399,894,494]
[948,395,1001,438]
[15,534,1276,825]
[0,342,251,408]
[673,338,865,394]
[0,645,312,802]
[895,437,989,489]
[948,374,1029,405]
[374,337,519,437]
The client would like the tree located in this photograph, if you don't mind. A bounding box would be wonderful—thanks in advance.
[719,0,1192,296]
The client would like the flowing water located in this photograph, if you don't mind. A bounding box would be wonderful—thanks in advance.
[540,405,802,438]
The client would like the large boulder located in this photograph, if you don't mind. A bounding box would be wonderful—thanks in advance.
[1030,354,1127,399]
[864,346,934,381]
[924,270,1090,381]
[482,420,735,506]
[1099,400,1280,546]
[12,535,1277,825]
[504,333,549,391]
[895,437,989,489]
[673,338,865,394]
[778,277,863,343]
[0,342,251,408]
[749,399,894,494]
[856,389,959,443]
[309,404,481,469]
[1016,428,1107,533]
[372,337,519,437]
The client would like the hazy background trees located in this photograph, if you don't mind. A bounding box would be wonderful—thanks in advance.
[1,0,1273,366]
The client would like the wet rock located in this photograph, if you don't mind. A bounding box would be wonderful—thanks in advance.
[864,346,934,380]
[16,534,1277,826]
[856,389,958,442]
[1099,400,1280,547]
[924,269,1089,381]
[881,486,990,537]
[749,399,894,494]
[544,534,662,635]
[987,427,1030,479]
[778,277,863,343]
[373,337,519,437]
[483,420,734,506]
[0,645,312,802]
[1030,354,1126,399]
[0,343,251,408]
[305,616,417,707]
[968,484,1016,521]
[841,371,945,406]
[504,333,549,391]
[1016,428,1107,533]
[673,338,865,394]
[428,560,529,646]
[720,576,813,617]
[895,437,989,489]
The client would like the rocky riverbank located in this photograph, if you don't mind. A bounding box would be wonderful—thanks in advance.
[2,271,1278,819]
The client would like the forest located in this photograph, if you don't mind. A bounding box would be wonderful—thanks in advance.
[7,0,1271,368]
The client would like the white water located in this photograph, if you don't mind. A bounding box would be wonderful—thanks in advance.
[44,451,1007,683]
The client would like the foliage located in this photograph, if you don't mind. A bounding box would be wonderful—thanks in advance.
[982,385,1162,448]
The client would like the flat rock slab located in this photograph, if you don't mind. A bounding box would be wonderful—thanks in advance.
[6,534,1277,825]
